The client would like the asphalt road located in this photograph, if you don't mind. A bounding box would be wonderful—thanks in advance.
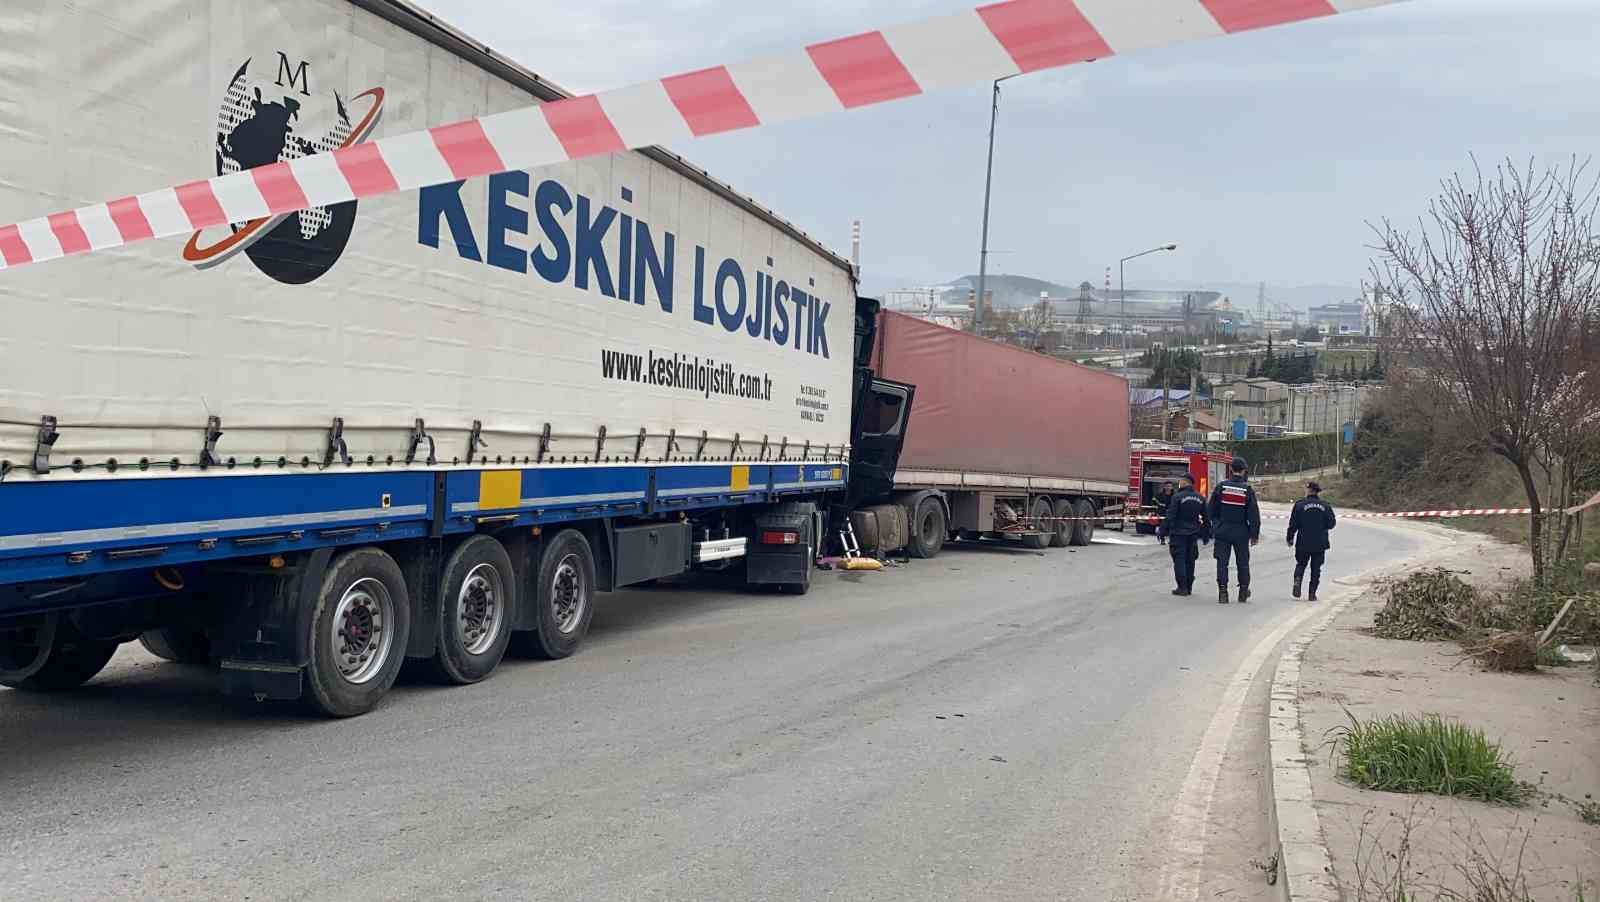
[0,516,1425,901]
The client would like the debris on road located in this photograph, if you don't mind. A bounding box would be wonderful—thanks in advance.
[1460,630,1538,672]
[1372,569,1477,640]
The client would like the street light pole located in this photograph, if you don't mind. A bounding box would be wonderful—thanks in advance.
[975,74,1018,335]
[1119,244,1178,371]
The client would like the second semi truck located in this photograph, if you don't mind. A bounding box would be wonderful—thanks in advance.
[848,311,1129,558]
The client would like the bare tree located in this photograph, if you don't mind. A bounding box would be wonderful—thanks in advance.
[1020,297,1053,337]
[1370,157,1600,586]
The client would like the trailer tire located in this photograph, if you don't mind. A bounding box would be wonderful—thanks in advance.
[138,627,212,666]
[1,616,118,692]
[1022,498,1053,550]
[303,548,411,718]
[426,535,516,685]
[1070,499,1097,546]
[907,497,946,559]
[510,529,596,660]
[1049,499,1074,548]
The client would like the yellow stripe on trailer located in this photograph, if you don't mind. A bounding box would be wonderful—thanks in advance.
[479,470,522,511]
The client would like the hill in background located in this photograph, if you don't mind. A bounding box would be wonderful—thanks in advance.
[861,272,1360,312]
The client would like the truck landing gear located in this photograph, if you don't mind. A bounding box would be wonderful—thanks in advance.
[1,614,118,692]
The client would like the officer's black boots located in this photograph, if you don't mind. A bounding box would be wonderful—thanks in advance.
[1218,587,1229,605]
[1292,580,1302,599]
[1238,587,1251,603]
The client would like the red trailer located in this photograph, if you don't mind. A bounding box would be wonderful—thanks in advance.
[1127,445,1234,534]
[851,311,1129,557]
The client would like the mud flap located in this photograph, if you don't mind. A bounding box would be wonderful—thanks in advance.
[214,548,333,701]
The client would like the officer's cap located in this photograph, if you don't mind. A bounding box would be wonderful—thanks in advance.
[1231,456,1248,472]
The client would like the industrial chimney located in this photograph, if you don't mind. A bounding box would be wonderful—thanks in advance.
[851,220,861,279]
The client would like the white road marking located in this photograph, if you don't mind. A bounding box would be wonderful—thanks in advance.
[1158,515,1454,900]
[1159,602,1326,900]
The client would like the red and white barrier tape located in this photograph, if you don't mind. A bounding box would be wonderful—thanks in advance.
[1039,492,1600,523]
[1322,508,1529,520]
[0,0,1406,270]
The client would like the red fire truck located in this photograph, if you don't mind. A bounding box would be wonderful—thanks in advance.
[1127,444,1234,534]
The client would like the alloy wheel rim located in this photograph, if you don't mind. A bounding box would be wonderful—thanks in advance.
[455,562,504,655]
[332,578,395,685]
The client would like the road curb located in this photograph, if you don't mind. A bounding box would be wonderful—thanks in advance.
[1264,594,1354,902]
[1260,518,1460,901]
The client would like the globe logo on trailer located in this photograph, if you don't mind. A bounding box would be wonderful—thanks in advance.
[183,53,384,284]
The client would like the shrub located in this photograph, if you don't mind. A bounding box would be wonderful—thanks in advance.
[1500,573,1600,643]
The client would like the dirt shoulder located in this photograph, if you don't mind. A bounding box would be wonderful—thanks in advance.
[1298,525,1599,899]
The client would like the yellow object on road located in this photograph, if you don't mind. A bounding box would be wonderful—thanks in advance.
[842,558,884,572]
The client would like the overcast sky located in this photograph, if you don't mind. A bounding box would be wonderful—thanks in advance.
[420,0,1600,296]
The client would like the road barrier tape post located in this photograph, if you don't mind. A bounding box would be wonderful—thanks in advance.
[0,0,1410,270]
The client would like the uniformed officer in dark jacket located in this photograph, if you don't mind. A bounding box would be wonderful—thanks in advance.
[1156,474,1210,596]
[1207,456,1261,604]
[1286,481,1337,601]
[1154,480,1176,524]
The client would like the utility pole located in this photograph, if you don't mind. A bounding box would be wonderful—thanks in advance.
[1119,244,1178,372]
[1186,294,1197,441]
[974,75,1017,335]
[1161,346,1172,442]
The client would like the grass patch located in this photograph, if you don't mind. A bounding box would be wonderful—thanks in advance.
[1331,712,1528,804]
[1320,347,1378,372]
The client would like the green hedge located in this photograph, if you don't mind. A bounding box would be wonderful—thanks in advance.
[1224,434,1343,475]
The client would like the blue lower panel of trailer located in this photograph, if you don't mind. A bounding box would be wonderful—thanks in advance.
[0,461,848,608]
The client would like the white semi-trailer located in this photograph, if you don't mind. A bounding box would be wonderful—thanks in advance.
[0,0,912,715]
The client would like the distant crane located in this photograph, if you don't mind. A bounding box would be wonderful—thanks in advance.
[1256,281,1304,331]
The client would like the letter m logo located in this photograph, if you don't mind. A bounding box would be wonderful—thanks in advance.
[275,52,311,96]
